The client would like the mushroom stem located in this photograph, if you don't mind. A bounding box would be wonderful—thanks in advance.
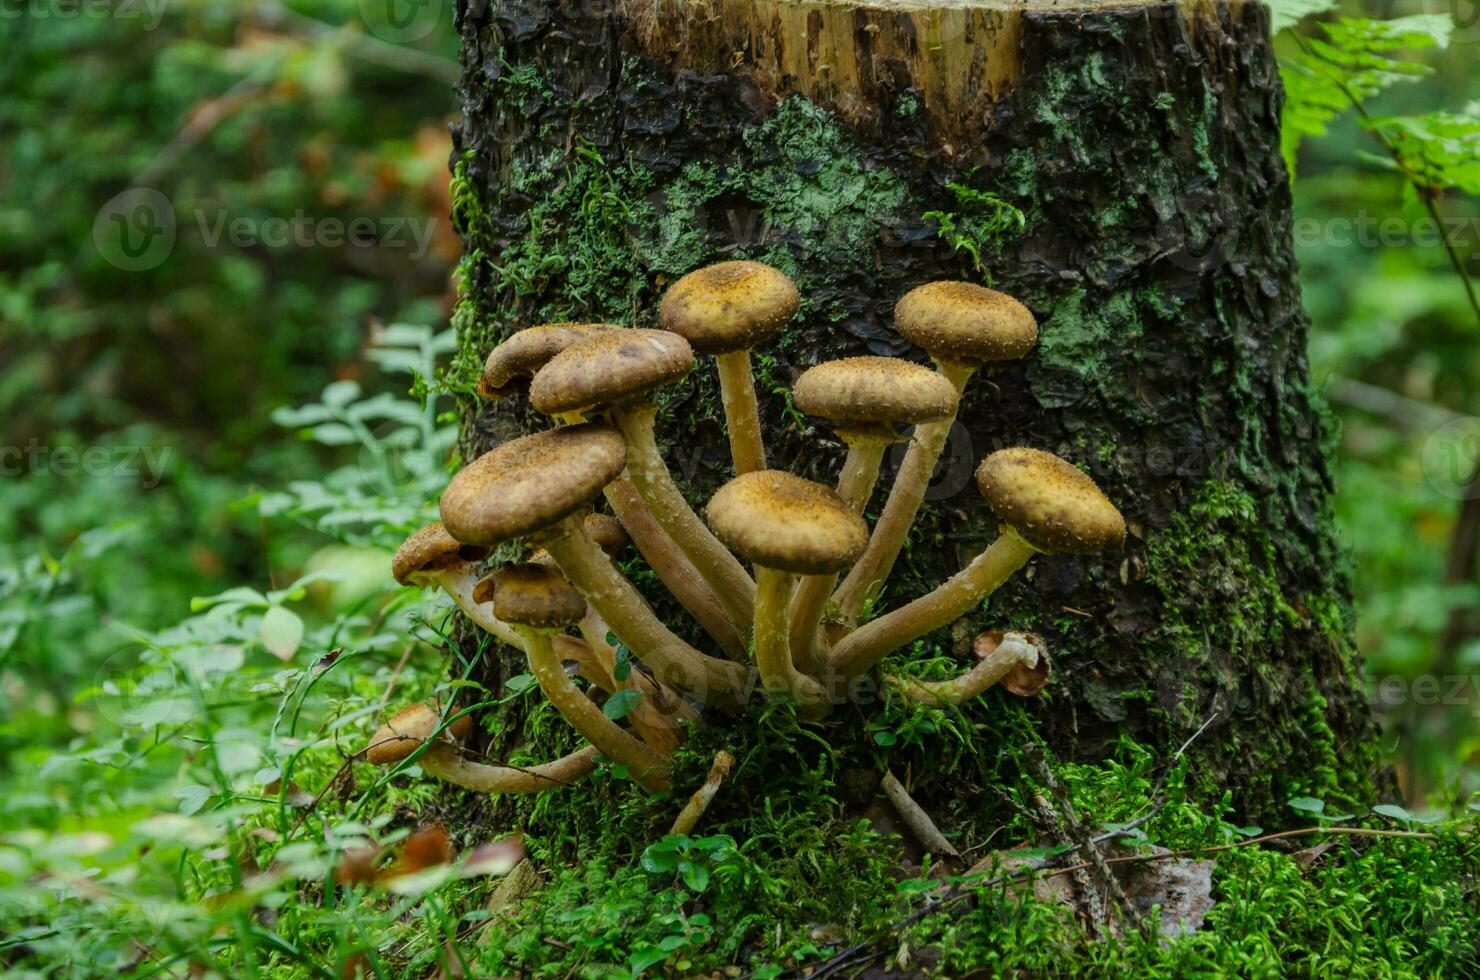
[604,475,747,659]
[755,566,828,715]
[415,742,601,794]
[715,349,768,475]
[543,518,751,706]
[611,403,756,626]
[518,625,671,793]
[434,568,526,651]
[835,438,890,513]
[581,608,696,755]
[669,750,736,837]
[830,531,1036,680]
[787,438,890,674]
[831,360,976,626]
[885,632,1042,706]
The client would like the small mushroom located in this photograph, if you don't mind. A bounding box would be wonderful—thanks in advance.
[366,702,599,794]
[392,523,525,649]
[887,630,1049,706]
[583,513,630,556]
[486,562,670,792]
[530,328,756,629]
[788,357,959,671]
[477,323,614,400]
[832,282,1038,628]
[708,470,868,713]
[660,261,799,476]
[439,424,748,703]
[831,448,1123,679]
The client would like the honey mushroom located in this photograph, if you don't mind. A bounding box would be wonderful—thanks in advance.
[830,448,1124,681]
[788,356,959,672]
[707,470,868,716]
[365,702,599,794]
[660,260,799,476]
[831,281,1038,629]
[439,423,749,705]
[529,328,756,630]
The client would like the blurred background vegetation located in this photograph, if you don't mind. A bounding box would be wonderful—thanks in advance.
[0,0,1477,974]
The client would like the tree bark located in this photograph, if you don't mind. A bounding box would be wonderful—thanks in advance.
[447,0,1387,825]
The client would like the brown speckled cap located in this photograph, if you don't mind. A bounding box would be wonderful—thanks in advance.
[707,470,869,575]
[660,261,800,355]
[478,323,615,399]
[439,424,626,546]
[528,329,693,416]
[483,562,587,630]
[365,702,472,765]
[975,448,1125,555]
[792,357,958,436]
[894,281,1038,365]
[392,523,491,586]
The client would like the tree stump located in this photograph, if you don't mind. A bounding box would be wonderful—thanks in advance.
[448,0,1385,824]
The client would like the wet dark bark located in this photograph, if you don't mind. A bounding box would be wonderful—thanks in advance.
[447,0,1387,825]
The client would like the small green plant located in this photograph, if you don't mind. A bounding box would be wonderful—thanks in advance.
[923,180,1027,277]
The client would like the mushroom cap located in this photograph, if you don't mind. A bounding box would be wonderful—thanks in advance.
[485,562,587,629]
[706,470,868,575]
[478,323,616,399]
[392,523,491,586]
[440,424,627,546]
[660,261,800,354]
[894,281,1038,365]
[366,702,472,765]
[583,513,630,556]
[975,448,1125,555]
[528,329,693,416]
[792,357,959,435]
[975,630,1052,697]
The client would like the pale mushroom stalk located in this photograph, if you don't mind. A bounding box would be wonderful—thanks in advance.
[669,750,736,837]
[415,742,601,794]
[435,566,527,650]
[517,623,671,793]
[612,403,756,625]
[830,359,976,626]
[366,703,599,795]
[886,631,1043,706]
[755,565,828,712]
[579,606,695,755]
[541,516,751,704]
[715,349,767,474]
[604,474,747,659]
[830,531,1036,680]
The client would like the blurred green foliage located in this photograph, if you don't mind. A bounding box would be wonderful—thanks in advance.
[0,0,1478,976]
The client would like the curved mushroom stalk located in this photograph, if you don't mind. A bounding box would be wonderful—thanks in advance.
[612,402,757,627]
[579,608,698,756]
[886,631,1047,706]
[417,742,601,794]
[829,531,1037,680]
[755,567,828,712]
[519,625,672,793]
[829,359,975,627]
[540,515,753,707]
[833,447,1124,681]
[365,703,599,795]
[669,750,736,837]
[604,475,747,659]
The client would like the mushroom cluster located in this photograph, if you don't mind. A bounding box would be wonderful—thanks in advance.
[374,263,1126,797]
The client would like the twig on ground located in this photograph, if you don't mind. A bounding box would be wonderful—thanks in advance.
[880,770,960,859]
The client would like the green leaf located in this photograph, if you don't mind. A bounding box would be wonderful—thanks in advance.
[640,842,679,874]
[678,860,709,893]
[1289,796,1327,816]
[321,380,362,407]
[602,689,642,721]
[191,586,268,611]
[505,673,538,693]
[259,606,304,662]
